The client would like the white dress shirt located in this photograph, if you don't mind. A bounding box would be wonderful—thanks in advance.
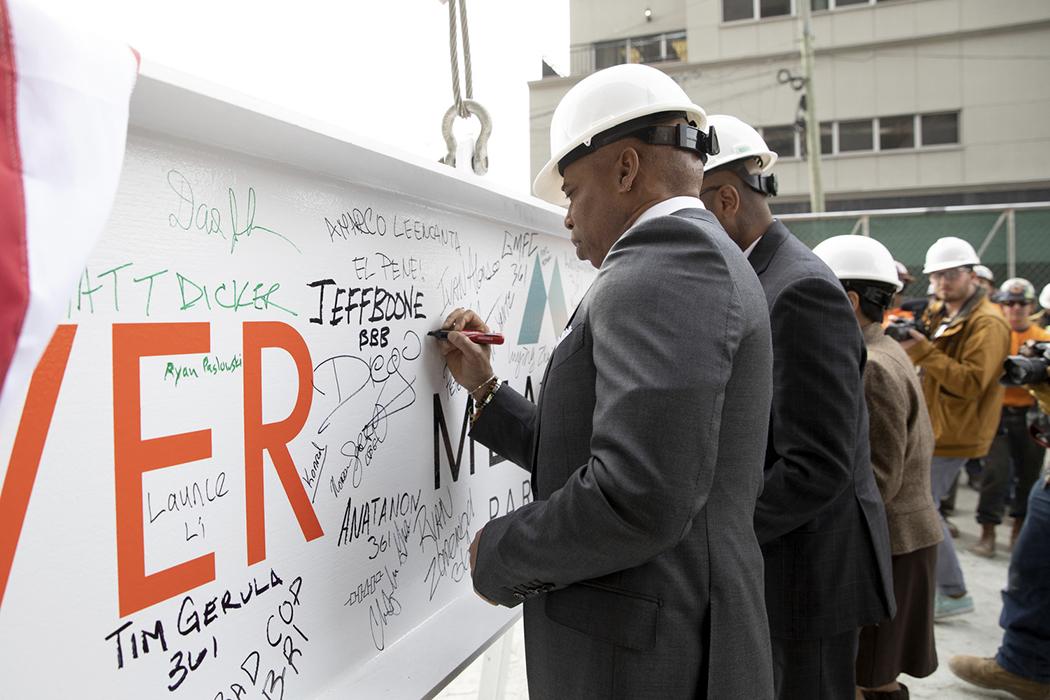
[627,196,706,235]
[743,235,763,258]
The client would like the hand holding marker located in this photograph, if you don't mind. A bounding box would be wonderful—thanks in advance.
[427,329,504,345]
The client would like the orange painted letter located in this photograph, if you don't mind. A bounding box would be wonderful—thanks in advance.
[0,325,76,610]
[243,321,322,565]
[113,323,214,617]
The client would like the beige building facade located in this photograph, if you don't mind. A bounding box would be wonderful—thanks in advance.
[530,0,1050,212]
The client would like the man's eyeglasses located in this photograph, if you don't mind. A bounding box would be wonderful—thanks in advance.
[1001,300,1031,308]
[929,268,968,282]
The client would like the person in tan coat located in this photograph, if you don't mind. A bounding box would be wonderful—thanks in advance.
[897,236,1010,620]
[815,236,943,700]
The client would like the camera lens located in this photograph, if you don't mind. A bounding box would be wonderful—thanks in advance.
[1004,357,1049,385]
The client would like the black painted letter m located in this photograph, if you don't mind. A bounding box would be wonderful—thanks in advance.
[433,393,475,489]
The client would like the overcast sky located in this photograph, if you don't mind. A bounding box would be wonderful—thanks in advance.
[37,0,569,195]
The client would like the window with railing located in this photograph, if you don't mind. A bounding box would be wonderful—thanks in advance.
[760,111,960,159]
[582,30,687,73]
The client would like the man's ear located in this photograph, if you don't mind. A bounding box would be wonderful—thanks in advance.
[717,183,741,217]
[617,147,640,193]
[846,289,861,313]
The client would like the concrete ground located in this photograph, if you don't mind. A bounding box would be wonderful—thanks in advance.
[437,481,1024,699]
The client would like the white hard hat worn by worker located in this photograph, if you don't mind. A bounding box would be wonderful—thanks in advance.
[895,260,915,286]
[702,114,779,197]
[1041,283,1050,310]
[922,236,981,274]
[532,64,719,206]
[973,265,995,283]
[813,235,903,311]
[813,236,903,291]
[997,277,1037,304]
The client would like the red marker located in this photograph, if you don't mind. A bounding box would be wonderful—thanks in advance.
[427,330,505,345]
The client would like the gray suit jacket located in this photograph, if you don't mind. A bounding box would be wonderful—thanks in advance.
[471,209,775,699]
[749,220,895,640]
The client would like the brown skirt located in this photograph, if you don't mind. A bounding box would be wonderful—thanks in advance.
[856,543,939,687]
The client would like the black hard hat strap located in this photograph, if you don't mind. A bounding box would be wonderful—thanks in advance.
[558,114,720,176]
[736,170,779,197]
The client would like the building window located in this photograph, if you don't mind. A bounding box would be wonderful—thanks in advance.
[811,0,888,9]
[666,31,688,62]
[760,0,792,17]
[725,0,898,20]
[878,115,915,150]
[839,119,874,152]
[630,34,663,64]
[762,125,798,159]
[723,0,791,21]
[771,111,959,159]
[594,41,625,71]
[723,0,757,21]
[921,112,960,146]
[587,30,688,73]
[799,121,835,158]
[820,121,834,154]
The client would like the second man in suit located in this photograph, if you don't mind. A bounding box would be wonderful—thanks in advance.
[700,115,896,700]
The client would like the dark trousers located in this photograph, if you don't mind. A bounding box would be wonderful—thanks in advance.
[978,407,1046,525]
[772,629,859,700]
[997,474,1050,683]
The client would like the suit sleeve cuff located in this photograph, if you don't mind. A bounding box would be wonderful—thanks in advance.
[472,514,523,608]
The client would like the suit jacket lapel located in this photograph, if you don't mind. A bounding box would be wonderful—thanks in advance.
[528,292,589,476]
[749,220,789,276]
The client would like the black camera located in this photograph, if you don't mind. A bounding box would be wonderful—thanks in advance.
[885,318,927,342]
[1001,341,1050,386]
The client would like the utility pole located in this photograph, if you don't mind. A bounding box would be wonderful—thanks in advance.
[798,0,825,213]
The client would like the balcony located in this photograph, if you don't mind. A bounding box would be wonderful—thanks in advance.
[569,30,687,76]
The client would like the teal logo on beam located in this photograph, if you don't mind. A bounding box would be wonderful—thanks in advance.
[517,259,568,344]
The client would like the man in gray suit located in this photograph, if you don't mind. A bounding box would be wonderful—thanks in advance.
[700,115,895,699]
[437,64,775,698]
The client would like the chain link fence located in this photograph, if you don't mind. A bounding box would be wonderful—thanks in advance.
[781,203,1050,301]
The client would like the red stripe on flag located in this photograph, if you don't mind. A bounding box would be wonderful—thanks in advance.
[0,0,29,398]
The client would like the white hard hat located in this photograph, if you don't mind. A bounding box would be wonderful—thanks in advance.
[974,264,995,282]
[923,236,981,274]
[998,277,1036,303]
[812,235,903,291]
[703,115,778,174]
[1041,283,1050,310]
[532,64,711,206]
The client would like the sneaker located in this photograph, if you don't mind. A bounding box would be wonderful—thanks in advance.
[935,592,974,620]
[949,655,1050,700]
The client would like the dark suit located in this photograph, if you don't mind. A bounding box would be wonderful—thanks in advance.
[471,209,775,699]
[749,220,895,699]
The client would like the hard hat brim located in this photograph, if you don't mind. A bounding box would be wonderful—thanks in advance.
[922,260,980,274]
[533,102,708,206]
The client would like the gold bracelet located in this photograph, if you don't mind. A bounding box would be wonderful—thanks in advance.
[469,374,496,400]
[470,377,501,425]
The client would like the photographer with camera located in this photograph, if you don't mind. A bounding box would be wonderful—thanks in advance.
[950,378,1050,699]
[897,237,1010,619]
[814,236,942,700]
[970,279,1050,558]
